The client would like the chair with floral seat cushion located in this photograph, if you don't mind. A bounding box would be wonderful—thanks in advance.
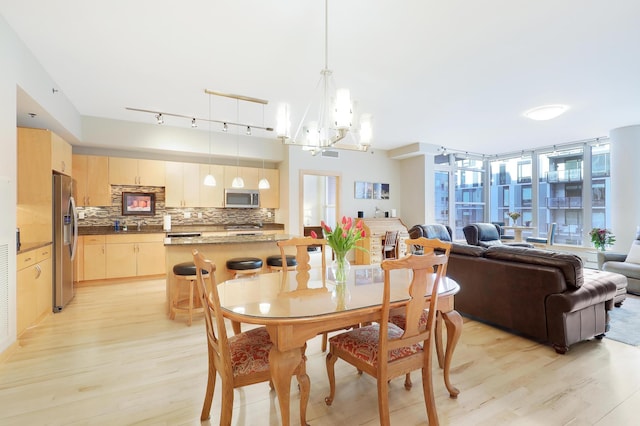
[388,237,452,392]
[324,246,450,425]
[192,249,309,425]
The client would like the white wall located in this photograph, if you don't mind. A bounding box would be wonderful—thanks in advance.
[284,147,404,235]
[1,16,82,353]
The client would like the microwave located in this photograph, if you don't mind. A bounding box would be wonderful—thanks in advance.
[225,189,260,208]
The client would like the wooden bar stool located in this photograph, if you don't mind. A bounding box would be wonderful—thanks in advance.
[170,262,208,326]
[226,257,263,278]
[266,254,297,272]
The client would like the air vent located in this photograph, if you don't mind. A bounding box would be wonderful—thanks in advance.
[321,150,339,158]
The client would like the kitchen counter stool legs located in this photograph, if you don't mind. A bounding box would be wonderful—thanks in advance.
[170,262,207,326]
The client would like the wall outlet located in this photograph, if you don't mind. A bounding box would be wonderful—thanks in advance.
[184,211,191,219]
[197,212,203,219]
[78,211,85,219]
[267,211,272,218]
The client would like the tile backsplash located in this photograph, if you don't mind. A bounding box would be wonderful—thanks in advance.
[77,185,275,228]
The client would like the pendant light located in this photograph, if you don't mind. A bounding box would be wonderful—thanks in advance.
[231,99,245,188]
[203,93,217,186]
[258,158,270,189]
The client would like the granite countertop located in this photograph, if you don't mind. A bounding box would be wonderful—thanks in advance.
[78,223,285,236]
[164,233,294,246]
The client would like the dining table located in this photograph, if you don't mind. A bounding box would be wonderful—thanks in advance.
[216,264,462,426]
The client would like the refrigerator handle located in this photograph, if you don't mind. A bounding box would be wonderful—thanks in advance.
[70,196,79,261]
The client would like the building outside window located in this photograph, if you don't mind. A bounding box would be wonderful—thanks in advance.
[454,156,484,240]
[434,170,449,226]
[489,155,532,238]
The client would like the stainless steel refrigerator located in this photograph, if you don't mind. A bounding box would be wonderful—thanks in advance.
[53,173,78,312]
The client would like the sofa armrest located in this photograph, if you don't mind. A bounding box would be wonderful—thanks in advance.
[597,251,627,269]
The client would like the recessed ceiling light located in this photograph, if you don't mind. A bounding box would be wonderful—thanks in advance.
[524,104,569,121]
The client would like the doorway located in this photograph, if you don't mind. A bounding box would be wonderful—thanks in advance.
[300,170,340,235]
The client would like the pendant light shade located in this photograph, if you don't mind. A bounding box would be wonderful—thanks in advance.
[203,174,216,186]
[258,177,270,189]
[231,176,244,188]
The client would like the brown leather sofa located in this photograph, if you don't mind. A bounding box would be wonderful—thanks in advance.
[448,243,626,353]
[409,224,627,354]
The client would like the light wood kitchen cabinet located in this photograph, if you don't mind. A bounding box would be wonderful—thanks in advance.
[17,127,54,243]
[104,234,165,279]
[199,164,224,207]
[17,245,52,336]
[223,165,260,189]
[166,162,225,207]
[259,168,280,208]
[83,235,107,281]
[72,154,111,206]
[50,132,72,175]
[109,157,165,186]
[354,218,409,265]
[165,161,200,207]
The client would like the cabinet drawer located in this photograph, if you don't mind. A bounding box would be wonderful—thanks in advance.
[17,251,37,269]
[36,245,52,262]
[84,235,106,245]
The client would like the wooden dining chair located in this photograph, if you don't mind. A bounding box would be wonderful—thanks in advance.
[324,249,449,426]
[192,249,309,425]
[382,230,399,259]
[278,236,349,352]
[277,236,328,290]
[388,237,452,392]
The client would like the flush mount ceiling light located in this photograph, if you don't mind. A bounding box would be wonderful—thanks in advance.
[276,0,372,155]
[524,104,569,121]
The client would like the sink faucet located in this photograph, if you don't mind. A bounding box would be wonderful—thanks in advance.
[137,220,145,231]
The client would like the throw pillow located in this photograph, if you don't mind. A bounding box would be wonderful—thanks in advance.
[625,241,640,264]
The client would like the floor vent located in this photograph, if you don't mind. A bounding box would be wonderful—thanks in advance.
[321,150,339,159]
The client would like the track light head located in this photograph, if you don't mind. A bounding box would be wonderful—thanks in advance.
[155,114,164,124]
[191,118,197,128]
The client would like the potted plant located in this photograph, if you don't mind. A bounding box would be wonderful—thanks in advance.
[507,211,521,226]
[589,228,616,251]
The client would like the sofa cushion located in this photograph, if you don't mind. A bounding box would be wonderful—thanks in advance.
[484,246,584,289]
[603,260,640,280]
[625,241,640,264]
[451,243,486,257]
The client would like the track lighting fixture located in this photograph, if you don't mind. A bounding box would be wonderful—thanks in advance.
[246,126,252,135]
[191,118,197,128]
[155,114,164,124]
[223,123,228,132]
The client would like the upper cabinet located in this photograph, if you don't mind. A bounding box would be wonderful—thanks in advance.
[50,131,72,175]
[223,165,260,190]
[109,157,165,186]
[17,128,55,243]
[259,168,279,209]
[165,161,225,208]
[72,154,111,206]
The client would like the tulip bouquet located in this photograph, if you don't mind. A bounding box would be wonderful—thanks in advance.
[310,216,366,283]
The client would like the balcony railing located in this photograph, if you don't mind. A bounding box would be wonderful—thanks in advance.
[546,197,583,208]
[546,169,583,183]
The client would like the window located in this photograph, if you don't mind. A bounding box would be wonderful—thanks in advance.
[454,158,484,239]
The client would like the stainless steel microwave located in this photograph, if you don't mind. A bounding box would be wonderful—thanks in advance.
[225,189,260,208]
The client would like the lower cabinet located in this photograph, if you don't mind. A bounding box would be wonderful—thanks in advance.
[17,245,52,336]
[81,233,165,281]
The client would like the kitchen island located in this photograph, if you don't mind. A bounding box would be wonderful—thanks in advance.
[164,233,296,313]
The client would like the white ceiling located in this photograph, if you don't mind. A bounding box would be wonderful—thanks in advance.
[2,0,640,155]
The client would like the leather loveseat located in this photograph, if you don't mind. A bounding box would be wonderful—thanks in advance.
[409,224,627,354]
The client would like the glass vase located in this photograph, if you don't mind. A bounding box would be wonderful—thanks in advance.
[331,253,350,284]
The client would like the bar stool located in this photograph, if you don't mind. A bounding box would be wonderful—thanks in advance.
[226,257,263,278]
[170,261,208,326]
[266,254,298,272]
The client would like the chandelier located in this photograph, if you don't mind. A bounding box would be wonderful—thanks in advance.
[276,0,372,155]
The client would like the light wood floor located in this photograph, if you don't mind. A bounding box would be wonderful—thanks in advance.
[1,279,639,426]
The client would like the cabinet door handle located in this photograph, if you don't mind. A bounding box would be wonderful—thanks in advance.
[35,264,42,279]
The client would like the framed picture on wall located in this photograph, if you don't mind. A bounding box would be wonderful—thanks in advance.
[373,183,382,199]
[365,182,374,199]
[122,192,156,216]
[381,183,390,199]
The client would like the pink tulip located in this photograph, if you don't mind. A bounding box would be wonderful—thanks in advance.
[342,231,347,238]
[342,216,347,225]
[321,221,332,233]
[310,230,317,239]
[361,230,366,238]
[355,220,363,230]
